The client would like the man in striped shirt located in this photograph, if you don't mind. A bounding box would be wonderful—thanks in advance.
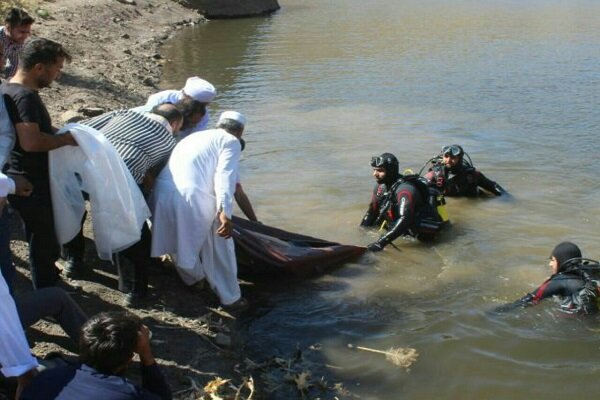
[63,104,183,306]
[82,104,182,188]
[0,8,34,80]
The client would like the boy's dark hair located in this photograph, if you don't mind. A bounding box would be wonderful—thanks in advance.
[20,38,72,71]
[5,7,34,26]
[151,103,184,126]
[175,98,206,130]
[79,311,142,374]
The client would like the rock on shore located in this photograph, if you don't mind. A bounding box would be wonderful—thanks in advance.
[182,0,280,19]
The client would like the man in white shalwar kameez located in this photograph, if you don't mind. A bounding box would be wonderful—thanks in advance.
[151,111,247,307]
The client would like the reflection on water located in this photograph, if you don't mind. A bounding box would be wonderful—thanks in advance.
[161,0,600,398]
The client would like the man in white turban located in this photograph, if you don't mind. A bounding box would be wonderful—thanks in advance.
[150,111,247,309]
[141,76,216,138]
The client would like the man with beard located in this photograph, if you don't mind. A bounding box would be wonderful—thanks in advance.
[150,111,248,310]
[361,153,446,252]
[424,144,505,197]
[1,38,76,289]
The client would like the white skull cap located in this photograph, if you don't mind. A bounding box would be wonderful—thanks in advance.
[217,111,246,127]
[182,77,216,103]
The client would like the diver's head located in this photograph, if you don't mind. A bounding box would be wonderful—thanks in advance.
[370,153,399,185]
[549,241,582,274]
[441,144,464,170]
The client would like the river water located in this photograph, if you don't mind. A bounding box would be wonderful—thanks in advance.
[160,1,600,398]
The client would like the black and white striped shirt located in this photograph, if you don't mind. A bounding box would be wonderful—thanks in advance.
[0,27,23,79]
[82,109,176,184]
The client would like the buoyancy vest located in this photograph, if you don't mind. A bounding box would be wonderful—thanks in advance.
[560,259,600,315]
[388,175,449,239]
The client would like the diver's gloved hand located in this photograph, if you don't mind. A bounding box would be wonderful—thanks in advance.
[367,242,385,252]
[491,300,524,313]
[493,184,505,196]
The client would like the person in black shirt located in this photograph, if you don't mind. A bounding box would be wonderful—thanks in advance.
[1,38,76,289]
[423,144,505,197]
[495,242,599,315]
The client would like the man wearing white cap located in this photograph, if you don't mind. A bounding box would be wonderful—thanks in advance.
[143,76,216,138]
[150,111,248,309]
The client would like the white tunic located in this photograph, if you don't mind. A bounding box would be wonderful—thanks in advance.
[151,128,241,305]
[0,172,14,197]
[0,272,38,377]
[145,90,210,137]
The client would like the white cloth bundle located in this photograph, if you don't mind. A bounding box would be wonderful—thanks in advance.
[49,123,151,261]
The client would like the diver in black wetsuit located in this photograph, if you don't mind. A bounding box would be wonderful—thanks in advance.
[361,153,447,252]
[496,242,600,315]
[423,144,505,197]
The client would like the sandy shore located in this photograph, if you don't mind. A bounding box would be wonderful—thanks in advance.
[33,0,205,118]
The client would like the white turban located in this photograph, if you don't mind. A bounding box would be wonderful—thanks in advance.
[217,111,246,127]
[182,77,216,103]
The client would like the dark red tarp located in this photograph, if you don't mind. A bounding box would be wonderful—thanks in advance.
[232,216,366,278]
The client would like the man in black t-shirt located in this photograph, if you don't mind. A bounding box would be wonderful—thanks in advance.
[1,38,76,289]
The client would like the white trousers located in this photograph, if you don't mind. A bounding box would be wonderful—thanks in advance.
[175,219,241,306]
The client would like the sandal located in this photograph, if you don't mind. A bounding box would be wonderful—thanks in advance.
[222,297,248,311]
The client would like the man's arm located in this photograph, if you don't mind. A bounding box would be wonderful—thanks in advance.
[142,160,168,194]
[0,173,32,211]
[475,170,504,196]
[214,139,241,220]
[136,325,172,400]
[360,186,380,227]
[4,91,77,151]
[214,139,240,240]
[216,210,232,239]
[234,183,258,222]
[15,122,76,151]
[367,187,415,251]
[493,277,563,312]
